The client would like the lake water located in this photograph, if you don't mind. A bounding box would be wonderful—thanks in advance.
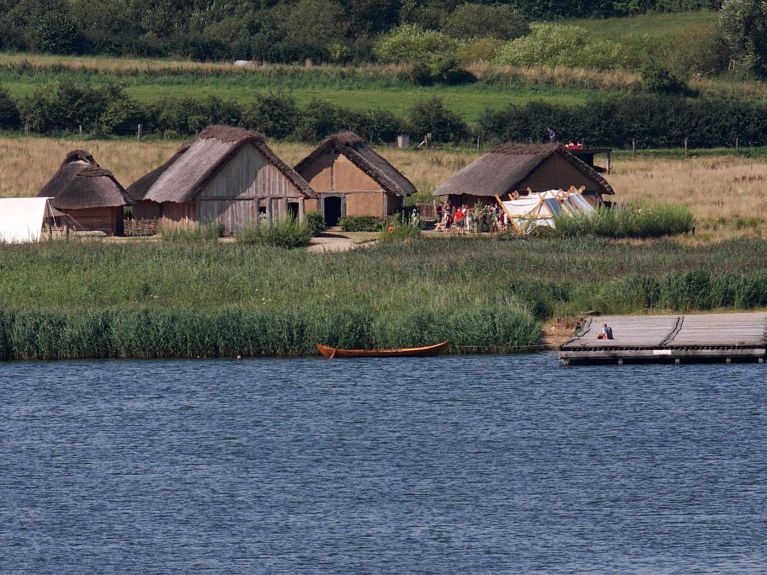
[1,354,765,574]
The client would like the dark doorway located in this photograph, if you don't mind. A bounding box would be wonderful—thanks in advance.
[287,202,299,220]
[324,196,342,227]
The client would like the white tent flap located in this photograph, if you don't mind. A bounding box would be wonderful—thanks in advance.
[499,189,594,234]
[0,198,51,243]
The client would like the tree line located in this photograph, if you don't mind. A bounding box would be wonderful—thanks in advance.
[2,83,767,149]
[0,0,720,63]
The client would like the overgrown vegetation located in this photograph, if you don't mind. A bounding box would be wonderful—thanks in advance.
[1,236,766,360]
[339,216,381,232]
[160,221,223,242]
[234,218,312,248]
[555,203,695,238]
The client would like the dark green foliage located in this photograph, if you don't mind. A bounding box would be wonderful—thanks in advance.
[442,3,529,40]
[0,87,20,129]
[408,97,469,142]
[720,0,767,79]
[641,62,696,96]
[304,212,325,236]
[35,11,84,54]
[339,216,381,232]
[409,56,476,86]
[244,92,299,139]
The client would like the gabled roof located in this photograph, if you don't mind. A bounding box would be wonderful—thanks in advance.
[294,132,417,197]
[126,125,317,203]
[37,150,132,209]
[434,142,615,197]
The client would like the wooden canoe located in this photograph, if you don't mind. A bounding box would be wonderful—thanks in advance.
[316,341,449,359]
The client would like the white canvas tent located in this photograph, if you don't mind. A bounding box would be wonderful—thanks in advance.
[497,189,595,235]
[0,197,59,243]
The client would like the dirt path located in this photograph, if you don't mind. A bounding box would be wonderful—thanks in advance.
[307,233,378,253]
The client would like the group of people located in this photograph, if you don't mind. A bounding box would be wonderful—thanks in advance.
[436,204,510,233]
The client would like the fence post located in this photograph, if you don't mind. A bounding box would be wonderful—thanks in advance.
[632,138,636,156]
[137,124,143,141]
[736,137,740,154]
[79,125,83,136]
[684,137,688,157]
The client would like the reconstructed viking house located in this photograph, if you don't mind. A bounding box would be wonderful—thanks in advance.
[37,150,132,235]
[434,142,615,207]
[127,126,317,234]
[294,132,416,226]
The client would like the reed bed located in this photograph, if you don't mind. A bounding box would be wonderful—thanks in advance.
[1,237,767,360]
[555,203,694,238]
[234,219,312,248]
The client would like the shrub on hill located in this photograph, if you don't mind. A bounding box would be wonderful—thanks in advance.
[0,88,20,130]
[441,3,529,41]
[494,23,642,71]
[408,97,469,143]
[374,24,456,64]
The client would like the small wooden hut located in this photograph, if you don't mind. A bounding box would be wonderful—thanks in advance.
[294,132,416,226]
[126,126,317,234]
[434,142,615,207]
[37,150,132,236]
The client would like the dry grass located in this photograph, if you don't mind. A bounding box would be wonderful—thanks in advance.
[609,156,767,241]
[2,136,766,241]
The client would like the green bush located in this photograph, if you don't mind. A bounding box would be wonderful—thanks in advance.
[234,218,312,248]
[381,218,421,241]
[304,212,325,236]
[339,216,381,232]
[442,3,528,41]
[0,87,20,130]
[244,92,300,139]
[408,97,469,143]
[554,203,695,239]
[374,24,456,63]
[493,23,641,71]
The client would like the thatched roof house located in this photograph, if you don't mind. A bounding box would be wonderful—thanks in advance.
[434,142,615,206]
[295,132,416,226]
[127,125,317,233]
[37,150,132,235]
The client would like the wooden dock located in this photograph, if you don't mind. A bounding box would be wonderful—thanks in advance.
[559,312,767,365]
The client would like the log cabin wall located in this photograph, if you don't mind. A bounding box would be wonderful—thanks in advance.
[64,207,123,235]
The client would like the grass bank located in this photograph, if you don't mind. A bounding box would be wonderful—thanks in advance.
[2,237,767,360]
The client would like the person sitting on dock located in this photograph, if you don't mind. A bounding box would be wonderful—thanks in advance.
[597,323,614,340]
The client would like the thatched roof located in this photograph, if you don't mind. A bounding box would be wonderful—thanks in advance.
[126,125,316,203]
[37,150,132,209]
[294,132,417,197]
[434,142,615,198]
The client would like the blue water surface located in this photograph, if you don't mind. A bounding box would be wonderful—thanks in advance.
[1,354,765,574]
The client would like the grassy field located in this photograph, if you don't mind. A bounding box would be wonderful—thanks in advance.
[3,136,767,240]
[1,237,767,360]
[570,11,718,43]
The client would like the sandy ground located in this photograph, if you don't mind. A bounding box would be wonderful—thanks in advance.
[307,232,378,253]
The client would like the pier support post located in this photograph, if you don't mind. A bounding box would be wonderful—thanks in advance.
[726,357,732,364]
[674,358,681,365]
[759,357,764,364]
[617,359,624,366]
[559,358,569,367]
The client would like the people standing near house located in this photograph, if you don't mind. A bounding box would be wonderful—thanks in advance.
[465,207,473,233]
[454,206,464,231]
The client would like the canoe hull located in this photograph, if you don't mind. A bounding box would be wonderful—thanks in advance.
[316,341,449,359]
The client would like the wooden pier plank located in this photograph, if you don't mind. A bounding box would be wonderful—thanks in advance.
[559,312,767,364]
